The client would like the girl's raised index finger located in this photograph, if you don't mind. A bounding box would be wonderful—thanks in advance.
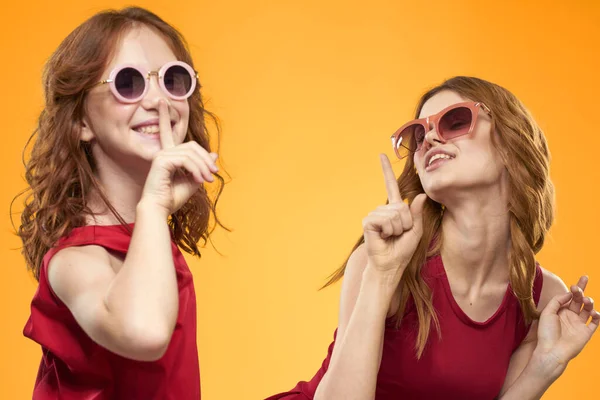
[159,100,175,149]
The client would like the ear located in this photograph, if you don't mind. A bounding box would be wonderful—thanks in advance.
[80,117,95,142]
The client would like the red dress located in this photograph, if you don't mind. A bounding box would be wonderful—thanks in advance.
[23,224,201,399]
[267,254,543,400]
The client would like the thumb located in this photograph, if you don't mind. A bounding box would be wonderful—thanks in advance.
[542,291,573,316]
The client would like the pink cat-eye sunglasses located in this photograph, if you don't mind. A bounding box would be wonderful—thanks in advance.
[391,101,491,159]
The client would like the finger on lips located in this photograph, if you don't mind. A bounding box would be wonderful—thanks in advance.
[158,100,175,149]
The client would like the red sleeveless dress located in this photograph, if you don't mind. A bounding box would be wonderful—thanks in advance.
[23,224,201,400]
[267,254,543,400]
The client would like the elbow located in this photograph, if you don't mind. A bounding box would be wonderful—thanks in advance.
[314,378,375,400]
[120,322,174,361]
[130,331,171,361]
[95,296,178,361]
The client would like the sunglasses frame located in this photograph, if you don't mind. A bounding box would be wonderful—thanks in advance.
[96,61,198,103]
[390,101,492,160]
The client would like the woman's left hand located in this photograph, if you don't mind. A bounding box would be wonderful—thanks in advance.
[535,276,599,371]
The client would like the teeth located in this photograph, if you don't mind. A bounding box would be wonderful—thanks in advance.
[428,153,452,166]
[135,125,160,134]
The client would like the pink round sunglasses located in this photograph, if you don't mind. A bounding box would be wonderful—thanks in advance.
[95,61,198,103]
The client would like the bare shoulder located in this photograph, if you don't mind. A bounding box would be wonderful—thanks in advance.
[537,266,569,311]
[48,245,116,306]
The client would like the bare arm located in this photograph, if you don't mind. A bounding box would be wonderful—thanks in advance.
[314,155,427,400]
[49,101,218,361]
[498,271,599,399]
[313,246,396,400]
[49,204,179,361]
[495,269,567,398]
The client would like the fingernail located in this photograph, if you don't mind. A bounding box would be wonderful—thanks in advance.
[210,165,219,172]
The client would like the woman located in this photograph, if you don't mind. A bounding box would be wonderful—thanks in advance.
[268,76,598,399]
[16,7,224,399]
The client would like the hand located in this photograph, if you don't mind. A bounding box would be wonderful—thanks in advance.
[362,154,427,282]
[535,276,599,371]
[140,100,218,217]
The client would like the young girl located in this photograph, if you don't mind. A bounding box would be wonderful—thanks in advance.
[16,7,223,399]
[268,77,599,399]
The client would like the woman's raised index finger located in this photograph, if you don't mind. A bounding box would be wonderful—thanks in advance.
[380,154,402,204]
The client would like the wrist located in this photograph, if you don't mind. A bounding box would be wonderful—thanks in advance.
[528,348,568,382]
[362,264,402,300]
[136,199,170,221]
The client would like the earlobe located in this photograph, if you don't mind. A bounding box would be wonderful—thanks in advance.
[80,119,95,142]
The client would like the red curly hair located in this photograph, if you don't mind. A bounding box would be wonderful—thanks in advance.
[13,7,226,280]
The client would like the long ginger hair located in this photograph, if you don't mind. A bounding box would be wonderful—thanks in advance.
[324,76,554,358]
[13,7,227,280]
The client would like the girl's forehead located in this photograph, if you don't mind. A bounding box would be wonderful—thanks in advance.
[106,27,177,72]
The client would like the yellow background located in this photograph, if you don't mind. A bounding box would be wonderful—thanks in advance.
[1,0,599,398]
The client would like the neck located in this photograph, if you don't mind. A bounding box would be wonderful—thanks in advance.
[439,184,511,290]
[86,158,149,226]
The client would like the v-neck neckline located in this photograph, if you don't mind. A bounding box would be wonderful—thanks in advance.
[433,255,512,326]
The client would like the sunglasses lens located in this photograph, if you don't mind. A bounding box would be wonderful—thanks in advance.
[395,124,425,158]
[164,65,193,97]
[114,67,146,100]
[439,107,472,140]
